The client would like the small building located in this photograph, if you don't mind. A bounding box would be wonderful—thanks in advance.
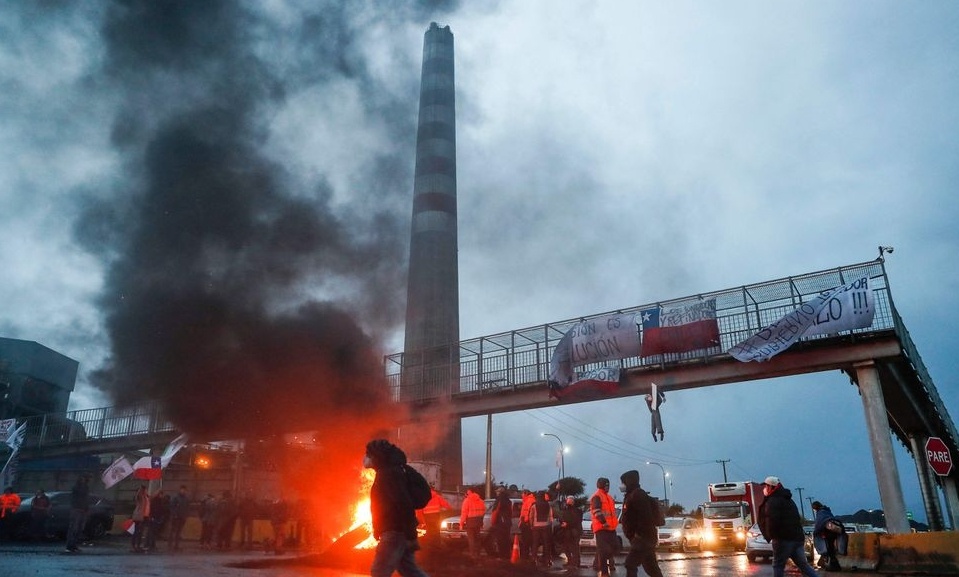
[0,337,78,419]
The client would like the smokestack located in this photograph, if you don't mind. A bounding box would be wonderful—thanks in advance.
[401,22,462,489]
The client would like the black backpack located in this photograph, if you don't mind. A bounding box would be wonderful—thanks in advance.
[404,465,432,509]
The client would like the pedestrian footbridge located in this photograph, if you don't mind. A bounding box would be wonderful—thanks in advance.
[10,258,959,535]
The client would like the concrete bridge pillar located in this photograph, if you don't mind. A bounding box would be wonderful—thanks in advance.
[943,476,959,530]
[855,360,910,533]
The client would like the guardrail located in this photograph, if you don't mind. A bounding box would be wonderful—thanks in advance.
[385,259,894,402]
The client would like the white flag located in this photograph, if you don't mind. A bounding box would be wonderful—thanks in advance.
[0,418,16,444]
[102,455,135,489]
[160,432,189,465]
[4,422,26,452]
[1,451,19,488]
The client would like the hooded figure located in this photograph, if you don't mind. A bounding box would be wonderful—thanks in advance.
[364,440,418,541]
[619,469,664,577]
[364,439,428,577]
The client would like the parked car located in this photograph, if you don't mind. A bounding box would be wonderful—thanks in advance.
[657,517,704,552]
[10,491,115,541]
[744,523,814,564]
[579,505,627,550]
[439,498,522,549]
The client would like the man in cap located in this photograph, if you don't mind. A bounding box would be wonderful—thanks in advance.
[758,476,820,577]
[590,477,619,577]
[619,469,663,577]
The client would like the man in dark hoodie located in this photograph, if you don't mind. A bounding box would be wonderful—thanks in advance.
[364,439,429,577]
[758,476,820,577]
[619,469,663,577]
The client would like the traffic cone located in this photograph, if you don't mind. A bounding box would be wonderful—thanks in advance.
[510,534,521,564]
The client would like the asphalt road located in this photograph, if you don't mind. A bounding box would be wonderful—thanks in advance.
[1,537,887,577]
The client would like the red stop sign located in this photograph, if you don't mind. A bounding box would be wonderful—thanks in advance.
[925,437,954,476]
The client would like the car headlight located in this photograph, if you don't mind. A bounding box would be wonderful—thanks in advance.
[440,521,449,529]
[671,530,682,538]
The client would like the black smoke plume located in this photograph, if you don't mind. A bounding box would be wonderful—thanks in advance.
[75,0,457,437]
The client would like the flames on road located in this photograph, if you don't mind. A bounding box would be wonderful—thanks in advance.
[344,468,377,549]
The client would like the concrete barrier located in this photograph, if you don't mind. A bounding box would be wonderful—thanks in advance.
[111,516,276,544]
[836,531,959,574]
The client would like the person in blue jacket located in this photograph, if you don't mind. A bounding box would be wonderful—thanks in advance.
[812,501,844,571]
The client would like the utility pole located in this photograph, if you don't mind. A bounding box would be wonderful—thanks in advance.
[795,486,806,520]
[715,459,730,482]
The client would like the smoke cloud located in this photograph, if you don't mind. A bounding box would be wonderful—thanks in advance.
[75,0,457,439]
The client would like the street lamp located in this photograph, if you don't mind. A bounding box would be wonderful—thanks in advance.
[541,433,565,479]
[646,461,668,506]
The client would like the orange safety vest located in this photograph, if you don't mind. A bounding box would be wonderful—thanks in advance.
[461,492,485,520]
[590,489,618,533]
[0,492,20,518]
[520,493,535,522]
[422,489,451,514]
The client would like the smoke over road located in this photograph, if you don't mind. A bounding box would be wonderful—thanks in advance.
[73,1,457,438]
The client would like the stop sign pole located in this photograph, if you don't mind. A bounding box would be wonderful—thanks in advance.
[925,436,954,476]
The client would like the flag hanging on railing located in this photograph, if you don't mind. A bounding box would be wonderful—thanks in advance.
[0,420,25,487]
[640,299,720,357]
[728,276,875,362]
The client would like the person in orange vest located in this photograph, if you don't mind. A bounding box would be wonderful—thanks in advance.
[460,486,486,559]
[590,477,619,577]
[519,488,535,560]
[0,486,21,541]
[419,486,451,548]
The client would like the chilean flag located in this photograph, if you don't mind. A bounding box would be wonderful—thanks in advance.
[640,299,721,357]
[133,455,163,480]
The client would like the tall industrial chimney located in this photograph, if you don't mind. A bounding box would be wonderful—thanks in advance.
[401,22,463,490]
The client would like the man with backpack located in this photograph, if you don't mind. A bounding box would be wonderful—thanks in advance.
[619,469,664,577]
[364,439,429,577]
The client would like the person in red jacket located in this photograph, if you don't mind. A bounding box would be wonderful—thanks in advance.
[419,487,451,549]
[0,486,21,541]
[461,486,486,559]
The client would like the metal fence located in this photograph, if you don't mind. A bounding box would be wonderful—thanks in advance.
[385,259,894,402]
[16,401,177,450]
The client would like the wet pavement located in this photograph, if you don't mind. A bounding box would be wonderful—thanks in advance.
[1,537,892,577]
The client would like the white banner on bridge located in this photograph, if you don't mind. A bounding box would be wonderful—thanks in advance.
[569,313,641,365]
[728,276,875,362]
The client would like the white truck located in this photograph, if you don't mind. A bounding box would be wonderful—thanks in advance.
[700,481,765,551]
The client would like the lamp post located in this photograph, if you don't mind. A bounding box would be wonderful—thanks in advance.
[646,461,668,506]
[541,433,565,479]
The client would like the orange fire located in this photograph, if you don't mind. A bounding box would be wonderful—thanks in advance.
[348,468,377,549]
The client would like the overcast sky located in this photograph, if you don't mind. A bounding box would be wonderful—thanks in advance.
[2,1,957,523]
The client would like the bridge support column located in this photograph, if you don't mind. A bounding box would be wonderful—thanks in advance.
[943,477,959,530]
[909,434,945,531]
[855,361,910,534]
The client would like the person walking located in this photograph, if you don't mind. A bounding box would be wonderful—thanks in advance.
[590,477,619,577]
[559,496,583,572]
[30,488,51,541]
[759,476,820,577]
[167,485,190,551]
[130,484,151,553]
[460,486,486,559]
[812,501,844,571]
[619,469,664,577]
[0,487,21,541]
[420,486,452,550]
[364,438,429,577]
[65,474,91,553]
